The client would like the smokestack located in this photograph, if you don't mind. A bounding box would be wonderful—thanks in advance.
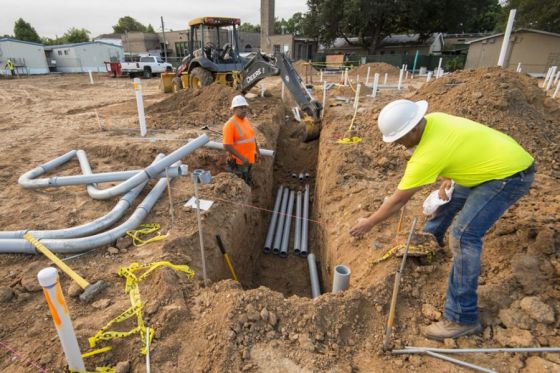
[261,0,275,51]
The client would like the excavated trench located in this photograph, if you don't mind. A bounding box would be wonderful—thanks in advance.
[176,102,324,298]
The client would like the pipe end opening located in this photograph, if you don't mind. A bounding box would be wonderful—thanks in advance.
[335,265,351,276]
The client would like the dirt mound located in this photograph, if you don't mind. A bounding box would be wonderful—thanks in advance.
[146,84,238,130]
[293,60,317,77]
[411,67,560,177]
[354,62,400,77]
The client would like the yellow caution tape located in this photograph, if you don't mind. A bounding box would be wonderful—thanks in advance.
[126,223,168,247]
[81,346,112,358]
[371,244,434,265]
[85,261,195,357]
[336,136,362,144]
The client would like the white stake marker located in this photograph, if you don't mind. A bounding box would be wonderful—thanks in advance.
[133,78,147,137]
[38,267,85,373]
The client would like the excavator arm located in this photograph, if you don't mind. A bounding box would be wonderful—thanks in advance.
[239,52,322,141]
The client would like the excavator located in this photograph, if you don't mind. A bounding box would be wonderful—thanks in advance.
[167,16,322,141]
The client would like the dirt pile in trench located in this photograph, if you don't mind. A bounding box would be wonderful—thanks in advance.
[410,67,560,177]
[293,60,317,77]
[354,62,400,77]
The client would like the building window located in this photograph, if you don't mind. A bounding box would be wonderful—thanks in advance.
[273,44,281,54]
[64,50,69,55]
[57,51,62,56]
[245,44,252,50]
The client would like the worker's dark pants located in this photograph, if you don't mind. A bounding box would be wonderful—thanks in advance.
[9,69,15,77]
[423,163,535,324]
[227,160,253,185]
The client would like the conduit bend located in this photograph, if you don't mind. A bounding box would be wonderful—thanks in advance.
[0,162,178,254]
[0,154,167,240]
[18,135,208,199]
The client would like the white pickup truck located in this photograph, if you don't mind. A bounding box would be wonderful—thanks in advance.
[120,56,173,78]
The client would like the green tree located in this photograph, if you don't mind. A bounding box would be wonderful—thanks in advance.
[274,13,308,36]
[146,24,155,33]
[498,0,560,33]
[13,18,41,43]
[63,28,90,43]
[112,16,151,33]
[239,22,261,33]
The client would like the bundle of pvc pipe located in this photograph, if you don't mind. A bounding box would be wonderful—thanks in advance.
[264,186,284,253]
[332,265,351,293]
[0,167,175,254]
[0,154,165,240]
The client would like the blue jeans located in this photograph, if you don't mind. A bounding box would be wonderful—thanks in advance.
[423,164,535,324]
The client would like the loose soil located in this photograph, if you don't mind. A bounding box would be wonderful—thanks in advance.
[0,69,558,373]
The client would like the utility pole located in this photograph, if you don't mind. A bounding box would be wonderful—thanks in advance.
[161,16,168,62]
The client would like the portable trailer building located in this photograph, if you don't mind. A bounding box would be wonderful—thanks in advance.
[0,38,49,75]
[465,29,560,74]
[44,41,124,73]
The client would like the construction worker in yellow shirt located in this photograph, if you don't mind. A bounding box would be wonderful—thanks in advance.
[4,59,15,78]
[350,99,534,341]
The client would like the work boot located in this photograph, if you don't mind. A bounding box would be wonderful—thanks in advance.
[424,319,482,341]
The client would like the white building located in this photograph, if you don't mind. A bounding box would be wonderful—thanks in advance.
[44,41,124,73]
[0,38,49,75]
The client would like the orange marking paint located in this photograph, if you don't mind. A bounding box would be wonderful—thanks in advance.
[44,288,61,327]
[55,282,69,315]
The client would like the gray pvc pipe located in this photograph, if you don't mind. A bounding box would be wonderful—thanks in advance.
[294,191,302,256]
[263,185,284,253]
[0,183,146,239]
[279,190,295,258]
[204,141,274,158]
[18,150,78,187]
[76,134,208,200]
[0,164,176,254]
[307,253,320,298]
[0,155,166,240]
[300,184,310,257]
[272,188,290,255]
[332,265,351,293]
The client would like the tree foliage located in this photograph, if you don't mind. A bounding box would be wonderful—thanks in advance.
[239,22,261,33]
[13,18,41,43]
[112,16,154,33]
[305,0,501,50]
[498,0,560,33]
[275,12,308,36]
[63,28,90,43]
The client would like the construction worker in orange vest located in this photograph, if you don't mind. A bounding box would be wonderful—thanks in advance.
[223,95,260,184]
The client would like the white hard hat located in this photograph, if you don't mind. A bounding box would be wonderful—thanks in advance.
[378,99,428,142]
[231,95,249,109]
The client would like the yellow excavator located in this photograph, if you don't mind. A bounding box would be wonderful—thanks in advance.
[161,17,322,141]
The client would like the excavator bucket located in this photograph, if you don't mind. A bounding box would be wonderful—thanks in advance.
[302,115,321,142]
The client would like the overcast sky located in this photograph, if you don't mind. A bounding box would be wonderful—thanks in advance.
[1,0,308,38]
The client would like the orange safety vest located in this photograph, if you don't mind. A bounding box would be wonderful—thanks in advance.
[223,115,256,165]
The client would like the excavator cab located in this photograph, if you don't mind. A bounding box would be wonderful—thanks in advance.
[171,16,322,141]
[174,17,245,90]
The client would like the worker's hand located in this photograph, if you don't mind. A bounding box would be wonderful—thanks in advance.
[350,217,374,238]
[438,179,453,201]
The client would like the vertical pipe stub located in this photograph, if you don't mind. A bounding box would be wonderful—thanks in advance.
[38,267,86,372]
[37,266,58,287]
[332,265,351,293]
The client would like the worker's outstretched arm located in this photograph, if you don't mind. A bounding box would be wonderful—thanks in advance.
[224,144,249,166]
[349,187,421,237]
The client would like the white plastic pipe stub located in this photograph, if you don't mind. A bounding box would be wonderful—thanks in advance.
[332,265,351,293]
[38,267,86,372]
